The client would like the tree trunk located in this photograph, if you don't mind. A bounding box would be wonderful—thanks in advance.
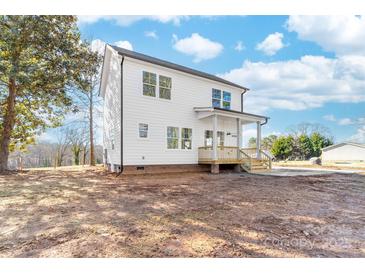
[89,91,95,166]
[0,78,17,172]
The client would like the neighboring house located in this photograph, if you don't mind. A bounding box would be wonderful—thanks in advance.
[321,142,365,162]
[99,45,271,174]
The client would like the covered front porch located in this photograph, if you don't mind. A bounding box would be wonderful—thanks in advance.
[194,107,271,173]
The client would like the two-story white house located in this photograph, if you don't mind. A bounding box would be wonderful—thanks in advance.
[99,45,271,174]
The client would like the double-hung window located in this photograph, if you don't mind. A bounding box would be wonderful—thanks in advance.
[167,127,179,149]
[143,71,157,97]
[212,89,231,110]
[222,91,231,109]
[212,89,221,108]
[138,123,148,138]
[204,130,224,147]
[159,75,172,100]
[181,128,192,150]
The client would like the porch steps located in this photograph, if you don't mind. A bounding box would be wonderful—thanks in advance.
[241,159,271,173]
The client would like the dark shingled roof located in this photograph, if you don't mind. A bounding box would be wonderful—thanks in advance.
[110,45,249,91]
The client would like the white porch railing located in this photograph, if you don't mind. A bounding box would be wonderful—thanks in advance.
[198,146,272,170]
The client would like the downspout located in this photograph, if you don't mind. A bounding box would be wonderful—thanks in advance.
[118,56,125,175]
[240,88,249,112]
[260,117,269,126]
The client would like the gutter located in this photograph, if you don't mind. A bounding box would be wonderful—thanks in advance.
[118,56,125,175]
[240,88,249,112]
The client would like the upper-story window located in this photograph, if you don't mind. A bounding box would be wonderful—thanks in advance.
[212,89,231,110]
[159,75,172,100]
[212,89,221,108]
[222,91,231,109]
[143,71,157,97]
[143,71,172,100]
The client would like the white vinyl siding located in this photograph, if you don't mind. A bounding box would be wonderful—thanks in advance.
[322,144,365,162]
[102,48,121,168]
[106,54,242,166]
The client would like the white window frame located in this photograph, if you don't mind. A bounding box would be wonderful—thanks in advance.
[222,91,231,110]
[212,89,231,110]
[138,123,149,139]
[181,128,192,150]
[159,75,172,100]
[212,88,221,108]
[142,71,157,97]
[167,126,179,149]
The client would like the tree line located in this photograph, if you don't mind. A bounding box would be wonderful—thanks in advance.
[249,123,334,160]
[0,16,101,172]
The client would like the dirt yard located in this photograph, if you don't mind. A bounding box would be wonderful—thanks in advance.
[0,167,364,257]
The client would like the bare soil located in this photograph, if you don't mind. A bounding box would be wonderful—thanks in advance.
[0,167,364,257]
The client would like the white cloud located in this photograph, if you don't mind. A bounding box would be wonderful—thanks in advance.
[91,39,133,54]
[287,15,365,56]
[219,55,365,113]
[78,16,188,27]
[173,33,223,63]
[114,40,133,51]
[349,125,365,142]
[91,39,106,55]
[145,30,158,40]
[256,32,285,56]
[323,114,336,122]
[338,118,354,125]
[234,41,245,52]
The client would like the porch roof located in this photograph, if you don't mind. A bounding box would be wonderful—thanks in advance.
[194,107,269,124]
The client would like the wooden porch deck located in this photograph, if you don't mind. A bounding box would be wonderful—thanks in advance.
[198,146,272,172]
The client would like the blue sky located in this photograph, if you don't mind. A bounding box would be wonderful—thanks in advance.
[73,15,365,144]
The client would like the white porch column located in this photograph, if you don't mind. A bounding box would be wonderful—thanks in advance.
[256,121,261,159]
[236,118,242,159]
[212,114,218,160]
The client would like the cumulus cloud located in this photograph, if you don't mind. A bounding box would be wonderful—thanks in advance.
[234,41,245,52]
[91,39,106,55]
[349,125,365,142]
[91,39,133,55]
[173,33,223,63]
[323,114,336,122]
[78,15,188,26]
[145,30,158,39]
[256,32,285,56]
[286,15,365,56]
[338,118,354,125]
[219,55,365,113]
[114,40,133,51]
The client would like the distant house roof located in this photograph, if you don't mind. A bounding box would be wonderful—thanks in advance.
[110,45,249,91]
[322,142,365,152]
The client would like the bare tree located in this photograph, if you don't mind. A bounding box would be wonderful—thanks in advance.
[68,128,87,165]
[54,128,72,167]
